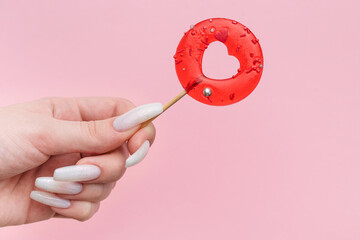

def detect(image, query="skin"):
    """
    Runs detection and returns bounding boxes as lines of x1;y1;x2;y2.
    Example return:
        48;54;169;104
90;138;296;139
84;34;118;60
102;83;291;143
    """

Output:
0;97;156;227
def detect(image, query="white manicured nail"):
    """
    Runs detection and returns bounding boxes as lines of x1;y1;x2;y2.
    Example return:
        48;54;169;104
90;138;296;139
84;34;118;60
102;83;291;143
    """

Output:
35;177;82;194
30;191;71;208
113;103;163;131
53;165;101;182
125;140;150;168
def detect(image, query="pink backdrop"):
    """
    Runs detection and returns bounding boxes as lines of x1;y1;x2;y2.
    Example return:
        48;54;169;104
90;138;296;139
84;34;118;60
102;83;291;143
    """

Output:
1;0;360;239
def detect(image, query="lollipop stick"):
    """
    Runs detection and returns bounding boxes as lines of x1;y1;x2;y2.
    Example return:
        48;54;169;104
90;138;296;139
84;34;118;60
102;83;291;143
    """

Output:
141;89;187;128
163;89;187;112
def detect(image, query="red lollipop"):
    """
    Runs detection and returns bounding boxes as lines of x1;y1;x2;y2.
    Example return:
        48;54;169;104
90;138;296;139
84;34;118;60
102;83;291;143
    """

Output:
142;18;263;126
174;18;263;106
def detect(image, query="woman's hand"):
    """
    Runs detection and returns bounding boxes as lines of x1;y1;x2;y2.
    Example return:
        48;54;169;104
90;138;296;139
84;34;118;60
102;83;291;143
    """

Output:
0;97;163;227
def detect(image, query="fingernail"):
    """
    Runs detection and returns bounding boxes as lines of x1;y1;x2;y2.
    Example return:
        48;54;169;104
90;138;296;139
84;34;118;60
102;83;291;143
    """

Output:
53;165;101;182
30;191;71;208
125;140;150;168
35;177;83;194
113;103;163;131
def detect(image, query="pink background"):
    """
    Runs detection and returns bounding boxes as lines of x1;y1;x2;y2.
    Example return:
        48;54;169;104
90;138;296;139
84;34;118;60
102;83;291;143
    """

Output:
1;0;360;239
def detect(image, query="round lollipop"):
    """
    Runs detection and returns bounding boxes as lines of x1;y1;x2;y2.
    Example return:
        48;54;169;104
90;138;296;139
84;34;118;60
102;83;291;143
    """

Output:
142;18;263;126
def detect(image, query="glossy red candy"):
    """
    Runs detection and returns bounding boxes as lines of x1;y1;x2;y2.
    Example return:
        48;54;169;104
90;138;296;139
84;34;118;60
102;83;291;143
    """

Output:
174;18;264;106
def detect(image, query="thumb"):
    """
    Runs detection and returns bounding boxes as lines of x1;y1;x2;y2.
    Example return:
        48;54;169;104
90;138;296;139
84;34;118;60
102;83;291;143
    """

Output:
42;103;163;155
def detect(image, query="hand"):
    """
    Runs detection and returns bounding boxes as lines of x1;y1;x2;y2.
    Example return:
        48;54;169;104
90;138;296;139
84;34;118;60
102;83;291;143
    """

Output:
0;97;163;227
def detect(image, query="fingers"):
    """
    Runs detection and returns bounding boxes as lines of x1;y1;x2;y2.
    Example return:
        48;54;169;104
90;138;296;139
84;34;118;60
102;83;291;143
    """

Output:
58;182;116;201
31;181;112;221
35;177;115;201
127;123;156;153
29;191;100;221
43;117;139;155
29;100;160;221
44;97;136;121
38;102;163;155
30;191;71;208
113;103;163;131
35;177;83;194
71;97;135;121
52;122;157;183
122;123;155;168
125;141;150;168
29;191;98;221
51;201;100;222
30;134;154;219
54;145;128;183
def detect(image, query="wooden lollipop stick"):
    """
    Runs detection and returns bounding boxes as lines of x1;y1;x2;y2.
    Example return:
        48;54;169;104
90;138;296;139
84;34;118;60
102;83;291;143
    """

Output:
163;89;187;112
141;89;187;128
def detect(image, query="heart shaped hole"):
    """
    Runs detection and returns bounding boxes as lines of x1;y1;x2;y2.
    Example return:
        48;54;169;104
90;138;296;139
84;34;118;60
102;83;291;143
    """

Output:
202;41;240;80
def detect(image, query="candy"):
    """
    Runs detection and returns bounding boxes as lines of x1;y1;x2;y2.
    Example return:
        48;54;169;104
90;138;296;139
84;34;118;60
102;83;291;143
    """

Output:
174;18;264;106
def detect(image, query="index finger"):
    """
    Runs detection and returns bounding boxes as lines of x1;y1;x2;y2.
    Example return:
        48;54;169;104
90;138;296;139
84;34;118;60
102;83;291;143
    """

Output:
44;97;136;121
